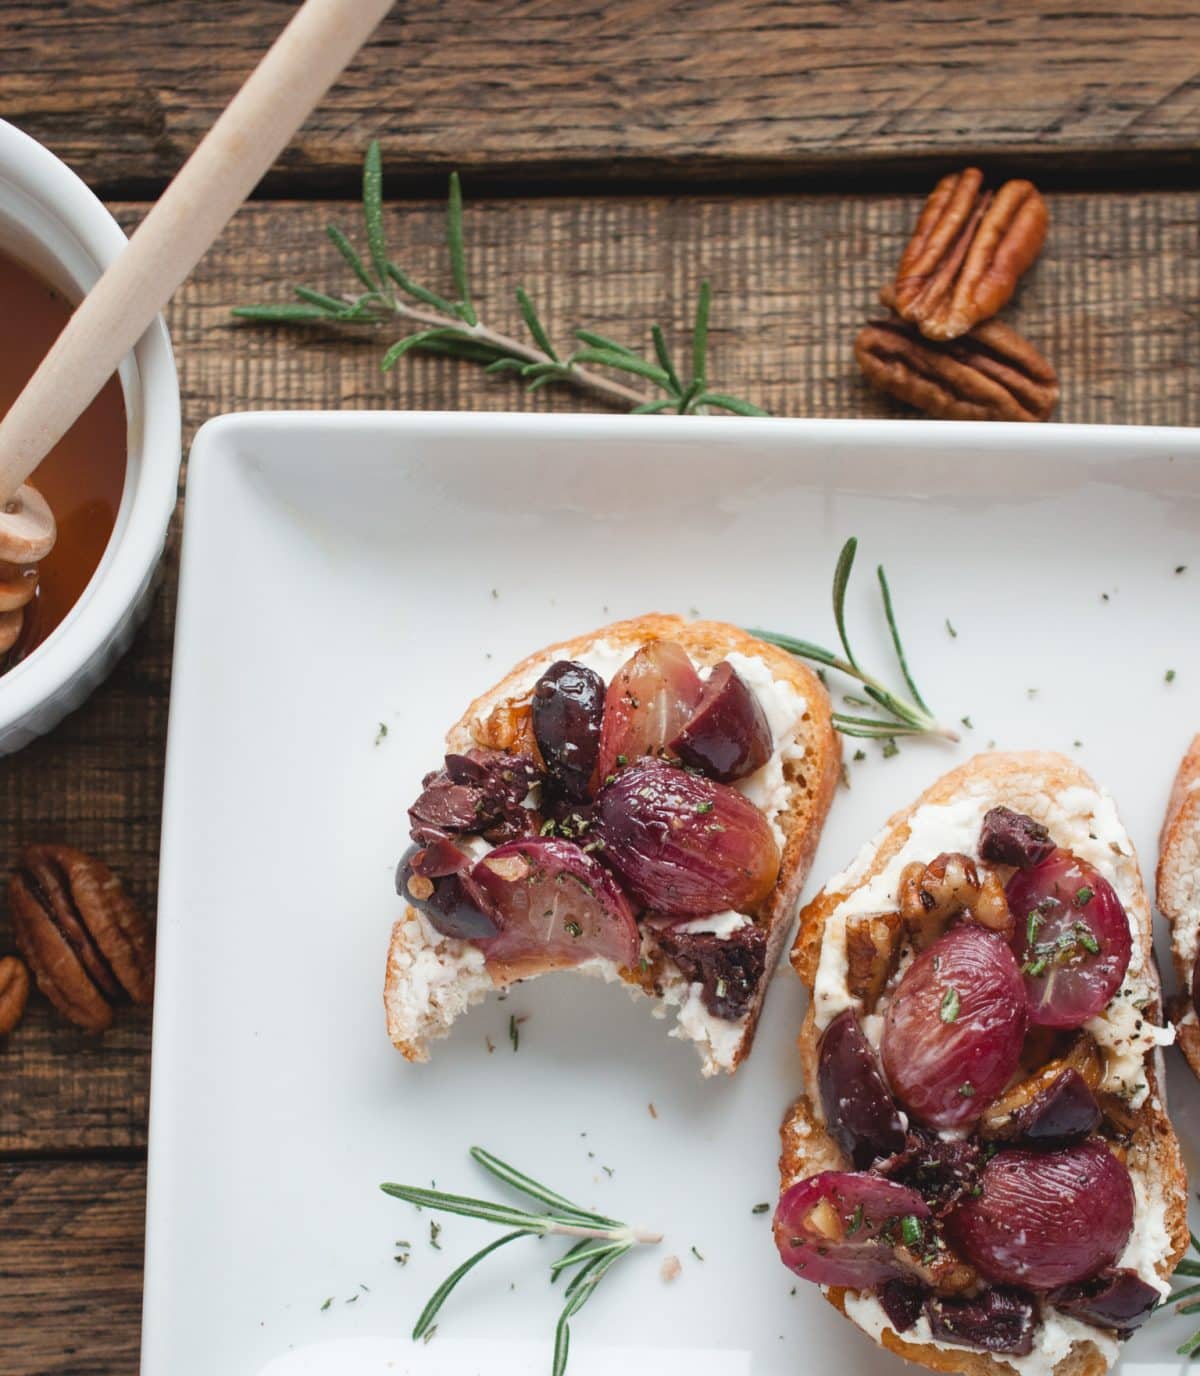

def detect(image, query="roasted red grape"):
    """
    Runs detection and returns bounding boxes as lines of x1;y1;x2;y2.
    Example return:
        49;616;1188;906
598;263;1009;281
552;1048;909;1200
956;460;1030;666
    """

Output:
984;1068;1101;1149
668;661;771;782
882;924;1027;1129
1007;850;1131;1027
1049;1268;1161;1336
596;758;780;917
818;1010;906;1169
531;660;605;801
594;642;701;784
948;1138;1134;1290
774;1171;931;1288
926;1287;1037;1355
470;837;639;973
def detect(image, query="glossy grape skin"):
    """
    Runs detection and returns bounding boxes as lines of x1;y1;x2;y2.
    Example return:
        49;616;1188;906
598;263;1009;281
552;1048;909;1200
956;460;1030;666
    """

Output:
470;836;639;975
881;923;1027;1130
668;662;771;783
774;1171;931;1289
948;1138;1134;1290
531;660;605;801
1048;1267;1161;1336
593;642;701;784
818;1010;906;1169
595;758;780;918
395;844;500;940
1007;850;1131;1028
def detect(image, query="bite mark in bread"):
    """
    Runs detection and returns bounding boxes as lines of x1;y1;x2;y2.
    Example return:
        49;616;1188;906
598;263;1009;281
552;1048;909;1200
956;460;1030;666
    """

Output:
781;752;1188;1376
384;614;840;1074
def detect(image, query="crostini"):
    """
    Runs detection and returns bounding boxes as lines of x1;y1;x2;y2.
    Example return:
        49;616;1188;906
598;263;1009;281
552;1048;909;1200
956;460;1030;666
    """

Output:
384;614;840;1075
1156;733;1200;1078
776;752;1186;1375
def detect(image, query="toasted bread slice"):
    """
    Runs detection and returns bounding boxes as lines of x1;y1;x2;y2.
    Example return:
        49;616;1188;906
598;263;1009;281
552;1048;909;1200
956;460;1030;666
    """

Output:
384;613;839;1075
782;751;1187;1376
1156;733;1200;1077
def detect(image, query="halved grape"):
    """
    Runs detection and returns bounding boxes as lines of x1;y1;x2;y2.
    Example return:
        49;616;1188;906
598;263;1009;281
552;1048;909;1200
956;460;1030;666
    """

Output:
948;1138;1134;1290
593;642;701;784
882;924;1027;1130
1049;1267;1161;1336
1007;850;1131;1027
774;1171;931;1288
470;836;639;975
818;1010;906;1169
531;660;605;801
668;662;771;783
596;758;780;918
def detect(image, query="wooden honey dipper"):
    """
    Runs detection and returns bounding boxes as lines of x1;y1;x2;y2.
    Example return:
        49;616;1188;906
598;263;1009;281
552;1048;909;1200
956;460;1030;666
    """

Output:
0;0;396;656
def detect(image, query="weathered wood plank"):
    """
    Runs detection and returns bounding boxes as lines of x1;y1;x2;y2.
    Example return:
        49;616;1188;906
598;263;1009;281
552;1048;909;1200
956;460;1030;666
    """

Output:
0;187;1197;1153
3;2;1200;192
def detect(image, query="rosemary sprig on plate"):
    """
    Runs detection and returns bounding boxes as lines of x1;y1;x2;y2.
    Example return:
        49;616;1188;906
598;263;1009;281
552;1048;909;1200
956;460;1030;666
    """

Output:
381;1146;661;1375
1167;1230;1200;1356
750;537;960;743
233;141;766;418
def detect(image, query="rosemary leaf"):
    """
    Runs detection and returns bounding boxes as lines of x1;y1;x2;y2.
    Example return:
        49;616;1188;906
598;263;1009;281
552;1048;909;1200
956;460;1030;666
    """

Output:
630;399;676;415
485;357;528;374
549;1236;595;1284
573;329;641;358
651;325;683;397
412;1229;530;1339
379;1182;551;1231
294;285;361;316
326;224;377;294
385;262;460;316
877;564;931;714
362;140;392;295
696;392;769;417
831;537;862;672
470;1146;618;1225
569;348;672;388
231;303;335;322
691;279;711;389
446;172;477;326
381;329;473;370
516;286;558;361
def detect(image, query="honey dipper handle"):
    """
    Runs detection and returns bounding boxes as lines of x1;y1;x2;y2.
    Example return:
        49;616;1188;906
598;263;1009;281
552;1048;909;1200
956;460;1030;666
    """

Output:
0;0;396;504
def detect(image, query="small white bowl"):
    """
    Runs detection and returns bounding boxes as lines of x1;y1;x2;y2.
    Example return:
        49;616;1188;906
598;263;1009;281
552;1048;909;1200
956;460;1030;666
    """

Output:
0;118;180;753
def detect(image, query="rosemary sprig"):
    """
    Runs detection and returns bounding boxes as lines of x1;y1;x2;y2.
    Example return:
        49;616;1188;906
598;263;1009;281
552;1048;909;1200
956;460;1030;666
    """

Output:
1167;1230;1200;1356
750;538;960;743
233;141;766;418
380;1146;660;1374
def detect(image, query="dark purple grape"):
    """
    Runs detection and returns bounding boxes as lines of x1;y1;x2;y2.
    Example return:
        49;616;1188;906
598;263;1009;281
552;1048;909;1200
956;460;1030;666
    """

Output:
470;836;638;974
987;1068;1101;1149
878;1279;926;1333
979;807;1056;869
655;923;767;1020
876;1130;982;1217
1049;1267;1161;1336
925;1287;1037;1355
774;1171;931;1288
948;1138;1134;1290
531;660;605;801
396;844;500;940
668;662;771;783
817;1010;905;1169
881;923;1027;1130
596;758;779;918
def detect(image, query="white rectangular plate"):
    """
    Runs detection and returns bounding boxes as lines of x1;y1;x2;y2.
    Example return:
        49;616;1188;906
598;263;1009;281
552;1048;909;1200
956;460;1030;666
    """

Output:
146;413;1200;1376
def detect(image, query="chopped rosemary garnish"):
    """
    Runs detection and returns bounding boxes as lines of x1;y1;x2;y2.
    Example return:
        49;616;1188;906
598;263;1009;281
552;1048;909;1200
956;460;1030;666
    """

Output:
939;987;961;1023
380;1147;661;1376
233;143;766;418
900;1215;924;1248
750;539;960;742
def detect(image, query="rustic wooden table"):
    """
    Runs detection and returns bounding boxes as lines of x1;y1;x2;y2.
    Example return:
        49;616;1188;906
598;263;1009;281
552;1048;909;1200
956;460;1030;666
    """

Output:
1;3;1197;1371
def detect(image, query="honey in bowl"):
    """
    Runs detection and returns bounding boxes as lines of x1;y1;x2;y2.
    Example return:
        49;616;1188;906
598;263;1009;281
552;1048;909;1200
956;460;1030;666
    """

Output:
0;249;126;667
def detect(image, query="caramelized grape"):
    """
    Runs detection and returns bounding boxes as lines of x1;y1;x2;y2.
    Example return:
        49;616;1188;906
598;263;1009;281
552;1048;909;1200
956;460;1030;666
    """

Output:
882;924;1027;1129
531;660;605;801
926;1287;1037;1355
774;1171;931;1288
1049;1267;1161;1336
668;662;771;782
470;836;639;974
593;642;701;784
948;1138;1134;1290
596;758;780;917
1007;850;1131;1027
981;1067;1101;1149
818;1010;906;1169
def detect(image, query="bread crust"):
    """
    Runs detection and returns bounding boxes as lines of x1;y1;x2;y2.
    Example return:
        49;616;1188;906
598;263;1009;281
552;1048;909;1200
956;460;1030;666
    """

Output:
385;613;840;1071
782;751;1188;1376
1156;733;1200;1077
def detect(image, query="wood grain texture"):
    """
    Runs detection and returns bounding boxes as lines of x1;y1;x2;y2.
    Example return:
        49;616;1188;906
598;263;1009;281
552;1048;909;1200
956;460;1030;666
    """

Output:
0;1159;145;1375
3;1;1200;192
0;187;1196;1155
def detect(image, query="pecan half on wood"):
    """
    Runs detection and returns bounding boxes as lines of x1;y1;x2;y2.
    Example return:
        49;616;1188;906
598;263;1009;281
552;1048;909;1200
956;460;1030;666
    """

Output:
888;168;1048;340
10;845;154;1032
855;314;1058;423
0;954;30;1035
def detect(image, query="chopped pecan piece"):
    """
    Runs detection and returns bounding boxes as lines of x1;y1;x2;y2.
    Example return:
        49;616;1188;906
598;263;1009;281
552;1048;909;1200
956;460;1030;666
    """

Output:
888;168;1048;340
856;314;1059;423
844;911;904;1011
657;923;767;1020
9;845;154;1032
0;954;30;1035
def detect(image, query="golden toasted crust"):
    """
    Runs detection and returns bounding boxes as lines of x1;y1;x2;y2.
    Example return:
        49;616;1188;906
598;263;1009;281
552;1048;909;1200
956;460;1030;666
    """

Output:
1156;734;1200;1078
385;613;840;1070
781;751;1188;1376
